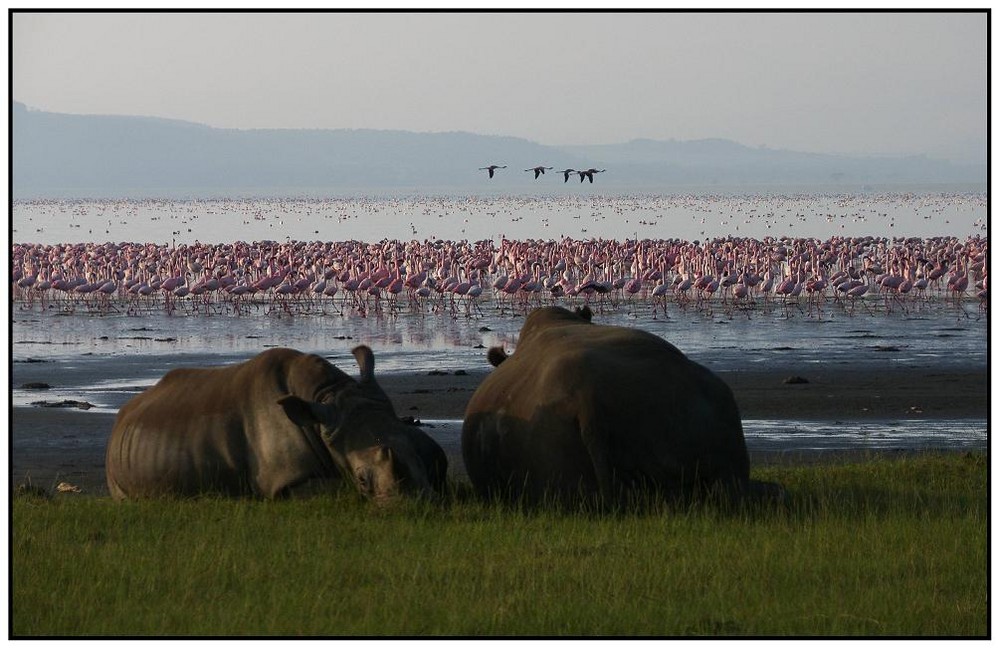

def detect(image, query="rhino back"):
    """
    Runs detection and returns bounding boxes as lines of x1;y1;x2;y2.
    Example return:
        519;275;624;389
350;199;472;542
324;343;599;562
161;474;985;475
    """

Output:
107;364;255;497
106;349;346;499
462;319;749;501
467;322;685;417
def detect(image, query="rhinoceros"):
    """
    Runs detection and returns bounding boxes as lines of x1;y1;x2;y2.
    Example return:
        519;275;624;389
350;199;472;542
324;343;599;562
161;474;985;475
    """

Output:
106;346;447;500
462;306;764;506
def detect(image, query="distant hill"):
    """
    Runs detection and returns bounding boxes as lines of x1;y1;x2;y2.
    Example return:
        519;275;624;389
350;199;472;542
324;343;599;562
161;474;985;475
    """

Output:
12;102;985;198
559;138;985;187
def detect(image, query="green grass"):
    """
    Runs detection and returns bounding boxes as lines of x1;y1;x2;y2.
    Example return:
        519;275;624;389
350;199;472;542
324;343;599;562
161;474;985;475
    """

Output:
12;452;987;637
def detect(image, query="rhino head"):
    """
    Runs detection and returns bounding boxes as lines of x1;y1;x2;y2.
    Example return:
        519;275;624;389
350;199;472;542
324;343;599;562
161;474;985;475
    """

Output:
278;345;444;501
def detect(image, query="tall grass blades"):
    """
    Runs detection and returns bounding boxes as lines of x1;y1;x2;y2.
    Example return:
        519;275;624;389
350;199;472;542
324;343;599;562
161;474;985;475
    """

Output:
12;452;987;637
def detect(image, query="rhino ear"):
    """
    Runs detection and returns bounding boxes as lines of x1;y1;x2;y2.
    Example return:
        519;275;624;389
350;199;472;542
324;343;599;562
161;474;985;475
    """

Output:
352;345;376;383
375;445;392;463
487;347;508;367
278;395;329;427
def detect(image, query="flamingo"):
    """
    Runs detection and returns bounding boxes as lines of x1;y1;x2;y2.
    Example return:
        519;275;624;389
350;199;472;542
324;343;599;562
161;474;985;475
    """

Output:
846;282;869;311
577;168;606;183
479;165;506;179
525;166;553;179
556;169;576;183
386;274;404;312
10;230;988;319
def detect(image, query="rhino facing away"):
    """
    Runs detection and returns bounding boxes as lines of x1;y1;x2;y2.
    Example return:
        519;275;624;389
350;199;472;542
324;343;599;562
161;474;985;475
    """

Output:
462;306;764;507
106;346;447;500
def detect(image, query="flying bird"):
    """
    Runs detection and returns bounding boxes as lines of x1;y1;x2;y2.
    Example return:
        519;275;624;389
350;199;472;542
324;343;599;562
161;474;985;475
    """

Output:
479;165;507;178
525;166;554;179
556;169;576;183
578;168;606;183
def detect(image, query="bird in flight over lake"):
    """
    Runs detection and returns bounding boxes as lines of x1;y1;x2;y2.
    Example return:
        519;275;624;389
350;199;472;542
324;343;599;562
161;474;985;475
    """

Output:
479;165;507;178
578;168;606;183
525;166;554;179
556;169;576;183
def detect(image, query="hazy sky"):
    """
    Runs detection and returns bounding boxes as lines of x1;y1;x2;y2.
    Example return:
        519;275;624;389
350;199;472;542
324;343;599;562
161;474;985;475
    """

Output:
12;11;988;163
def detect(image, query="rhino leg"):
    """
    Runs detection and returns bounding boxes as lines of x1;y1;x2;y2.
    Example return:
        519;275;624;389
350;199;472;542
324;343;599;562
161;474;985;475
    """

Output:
576;409;616;505
745;479;787;506
106;472;128;501
276;477;344;499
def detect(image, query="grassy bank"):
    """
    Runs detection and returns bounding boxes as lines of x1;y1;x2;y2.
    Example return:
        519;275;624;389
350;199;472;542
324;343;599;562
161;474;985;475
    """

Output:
12;452;987;637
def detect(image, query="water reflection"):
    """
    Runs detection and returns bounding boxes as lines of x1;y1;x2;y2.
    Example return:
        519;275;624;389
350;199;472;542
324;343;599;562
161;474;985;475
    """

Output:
12;298;986;373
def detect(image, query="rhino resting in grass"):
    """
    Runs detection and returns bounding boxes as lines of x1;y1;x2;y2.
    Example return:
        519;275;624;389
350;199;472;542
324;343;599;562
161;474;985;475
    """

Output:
106;346;447;501
462;306;777;507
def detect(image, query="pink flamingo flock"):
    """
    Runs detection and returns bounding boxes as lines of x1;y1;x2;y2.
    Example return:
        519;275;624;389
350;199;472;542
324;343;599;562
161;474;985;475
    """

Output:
11;234;987;318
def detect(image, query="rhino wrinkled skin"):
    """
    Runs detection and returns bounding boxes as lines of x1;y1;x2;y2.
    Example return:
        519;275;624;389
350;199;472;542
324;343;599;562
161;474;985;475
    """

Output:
462;306;762;506
106;346;447;500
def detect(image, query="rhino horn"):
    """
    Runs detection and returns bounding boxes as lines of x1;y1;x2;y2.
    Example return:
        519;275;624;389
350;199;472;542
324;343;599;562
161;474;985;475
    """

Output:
352;345;376;383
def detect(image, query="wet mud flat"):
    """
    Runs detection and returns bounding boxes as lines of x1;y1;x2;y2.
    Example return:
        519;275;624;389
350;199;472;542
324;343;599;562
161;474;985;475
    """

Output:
11;356;987;498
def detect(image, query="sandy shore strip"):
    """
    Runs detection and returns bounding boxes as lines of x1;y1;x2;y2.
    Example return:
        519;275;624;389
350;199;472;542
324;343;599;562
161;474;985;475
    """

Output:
12;364;988;497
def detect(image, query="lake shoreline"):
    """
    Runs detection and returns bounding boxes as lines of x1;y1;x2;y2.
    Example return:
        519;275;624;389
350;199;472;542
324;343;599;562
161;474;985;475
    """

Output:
12;360;987;497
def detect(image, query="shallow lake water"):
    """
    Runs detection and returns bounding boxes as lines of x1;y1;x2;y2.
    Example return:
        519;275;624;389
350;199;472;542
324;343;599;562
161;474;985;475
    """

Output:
12;190;988;246
11;293;987;374
11;298;988;455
